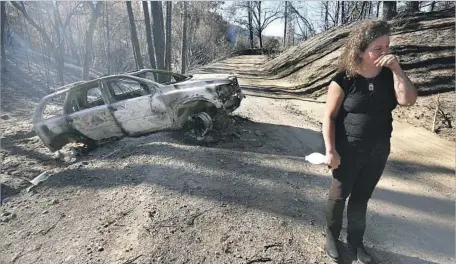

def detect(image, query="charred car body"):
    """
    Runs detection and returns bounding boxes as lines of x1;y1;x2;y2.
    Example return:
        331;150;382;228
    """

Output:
33;69;243;151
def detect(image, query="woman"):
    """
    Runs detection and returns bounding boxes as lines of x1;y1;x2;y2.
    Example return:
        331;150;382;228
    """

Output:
322;20;417;263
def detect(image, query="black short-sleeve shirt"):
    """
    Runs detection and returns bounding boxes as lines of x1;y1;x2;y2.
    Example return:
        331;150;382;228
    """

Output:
331;67;398;142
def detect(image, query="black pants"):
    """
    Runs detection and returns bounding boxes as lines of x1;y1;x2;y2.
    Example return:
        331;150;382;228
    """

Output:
325;139;390;246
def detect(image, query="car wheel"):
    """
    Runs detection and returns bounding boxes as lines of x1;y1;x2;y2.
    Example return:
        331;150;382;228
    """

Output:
185;112;213;138
183;112;217;145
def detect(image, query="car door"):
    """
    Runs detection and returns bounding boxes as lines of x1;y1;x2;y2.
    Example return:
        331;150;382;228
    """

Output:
67;80;124;140
103;77;172;135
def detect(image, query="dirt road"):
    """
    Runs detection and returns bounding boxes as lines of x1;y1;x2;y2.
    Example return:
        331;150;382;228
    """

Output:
1;56;454;264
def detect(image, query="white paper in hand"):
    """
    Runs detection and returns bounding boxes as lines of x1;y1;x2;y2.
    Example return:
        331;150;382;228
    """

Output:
305;152;327;165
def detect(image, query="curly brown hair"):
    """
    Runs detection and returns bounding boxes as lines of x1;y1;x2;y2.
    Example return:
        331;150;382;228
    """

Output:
337;20;391;77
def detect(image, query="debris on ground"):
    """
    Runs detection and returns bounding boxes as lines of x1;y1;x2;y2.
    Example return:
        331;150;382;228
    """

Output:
26;171;53;192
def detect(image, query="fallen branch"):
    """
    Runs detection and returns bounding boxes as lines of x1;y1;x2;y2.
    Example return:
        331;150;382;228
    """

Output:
186;207;213;226
263;242;283;251
11;248;24;263
246;257;272;264
122;254;143;264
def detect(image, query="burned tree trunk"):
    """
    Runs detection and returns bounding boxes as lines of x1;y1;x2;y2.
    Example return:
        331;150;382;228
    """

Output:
151;1;165;71
324;1;329;30
126;1;143;70
368;1;372;18
430;1;436;12
359;1;367;20
376;1;380;17
1;1;6;71
283;1;287;47
257;1;263;49
248;1;254;49
405;2;420;13
142;1;156;72
180;1;188;74
82;2;102;80
165;1;172;72
105;3;110;74
335;1;340;26
53;3;65;84
382;1;397;20
341;1;346;24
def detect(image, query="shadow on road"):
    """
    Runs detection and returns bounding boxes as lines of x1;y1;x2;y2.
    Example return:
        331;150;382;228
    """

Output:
37;119;455;263
336;242;442;264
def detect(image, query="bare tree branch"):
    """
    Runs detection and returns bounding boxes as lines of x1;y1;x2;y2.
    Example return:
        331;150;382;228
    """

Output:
11;1;54;48
322;1;336;25
287;3;315;35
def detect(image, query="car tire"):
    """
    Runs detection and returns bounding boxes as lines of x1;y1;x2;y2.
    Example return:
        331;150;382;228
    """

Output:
183;112;216;145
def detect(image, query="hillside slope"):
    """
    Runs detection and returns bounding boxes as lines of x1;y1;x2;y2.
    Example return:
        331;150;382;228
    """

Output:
262;10;454;97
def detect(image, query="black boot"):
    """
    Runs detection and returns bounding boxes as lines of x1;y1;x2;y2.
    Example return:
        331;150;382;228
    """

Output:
347;199;371;263
325;198;345;261
325;228;339;260
348;242;372;263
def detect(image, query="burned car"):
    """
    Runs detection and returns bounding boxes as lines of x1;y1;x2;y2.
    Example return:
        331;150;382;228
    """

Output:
33;70;243;152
